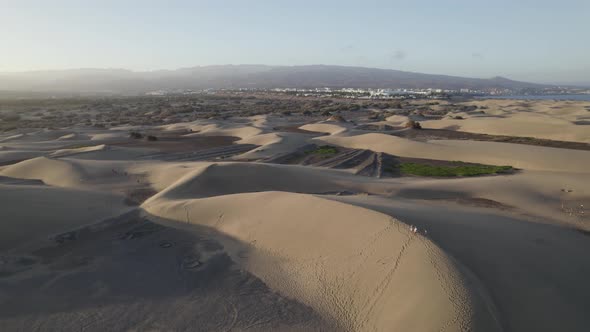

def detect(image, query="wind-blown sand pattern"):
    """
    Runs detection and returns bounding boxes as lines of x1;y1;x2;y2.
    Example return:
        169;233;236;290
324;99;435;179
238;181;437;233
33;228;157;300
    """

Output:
1;98;589;331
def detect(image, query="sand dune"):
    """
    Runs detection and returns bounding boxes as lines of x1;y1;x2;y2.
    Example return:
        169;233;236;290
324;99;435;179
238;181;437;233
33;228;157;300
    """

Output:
1;157;86;187
420;99;590;143
234;133;314;160
1;98;589;331
423;113;590;143
0;134;25;143
50;144;110;157
176;118;317;160
50;144;156;160
144;188;501;331
89;132;128;140
56;133;90;141
317;133;590;173
385;114;411;126
301;122;349;135
0;150;46;165
1;157;148;189
328;194;590;332
184;121;264;139
0;183;128;251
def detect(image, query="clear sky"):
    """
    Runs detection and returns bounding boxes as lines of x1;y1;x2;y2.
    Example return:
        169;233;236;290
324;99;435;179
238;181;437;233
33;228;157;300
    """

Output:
1;0;589;84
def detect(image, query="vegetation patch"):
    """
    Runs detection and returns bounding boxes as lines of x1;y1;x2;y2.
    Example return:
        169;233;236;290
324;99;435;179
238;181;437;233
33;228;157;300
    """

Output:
390;162;513;177
306;145;339;155
129;131;144;139
391;128;590;151
404;120;422;129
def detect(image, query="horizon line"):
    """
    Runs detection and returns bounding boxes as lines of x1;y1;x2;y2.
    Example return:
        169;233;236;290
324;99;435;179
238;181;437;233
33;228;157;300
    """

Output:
1;64;588;87
0;63;515;80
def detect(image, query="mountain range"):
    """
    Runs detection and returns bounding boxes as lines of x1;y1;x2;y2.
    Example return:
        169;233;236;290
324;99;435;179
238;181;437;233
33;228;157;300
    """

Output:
0;65;549;95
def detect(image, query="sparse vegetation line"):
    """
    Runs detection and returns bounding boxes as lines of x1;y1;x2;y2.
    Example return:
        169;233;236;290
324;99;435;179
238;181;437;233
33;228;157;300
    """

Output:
392;162;513;177
305;146;339;155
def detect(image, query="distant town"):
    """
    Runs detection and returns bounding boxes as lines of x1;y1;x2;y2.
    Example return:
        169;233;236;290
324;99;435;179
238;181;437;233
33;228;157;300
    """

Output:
146;86;590;99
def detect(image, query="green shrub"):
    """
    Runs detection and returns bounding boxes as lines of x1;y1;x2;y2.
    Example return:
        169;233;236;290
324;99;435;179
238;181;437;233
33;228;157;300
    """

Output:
398;162;512;177
306;146;339;155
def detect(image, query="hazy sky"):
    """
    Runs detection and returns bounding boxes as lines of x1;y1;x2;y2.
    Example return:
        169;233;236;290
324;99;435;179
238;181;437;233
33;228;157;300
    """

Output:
2;0;589;84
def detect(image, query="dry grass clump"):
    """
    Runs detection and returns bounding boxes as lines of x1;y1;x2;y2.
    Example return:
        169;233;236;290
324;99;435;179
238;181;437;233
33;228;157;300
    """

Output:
404;120;422;129
129;132;144;139
327;115;346;122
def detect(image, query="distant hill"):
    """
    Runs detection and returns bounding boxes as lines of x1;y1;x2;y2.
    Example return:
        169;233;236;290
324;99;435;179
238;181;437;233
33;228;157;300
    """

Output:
0;65;549;95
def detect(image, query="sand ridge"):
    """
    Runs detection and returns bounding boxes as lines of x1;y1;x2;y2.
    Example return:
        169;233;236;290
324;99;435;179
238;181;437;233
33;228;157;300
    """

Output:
316;132;590;173
420;99;590;143
1;98;590;331
143;189;502;331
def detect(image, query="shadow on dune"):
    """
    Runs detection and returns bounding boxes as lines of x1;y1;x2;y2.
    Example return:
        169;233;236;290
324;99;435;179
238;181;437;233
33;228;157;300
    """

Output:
0;209;332;331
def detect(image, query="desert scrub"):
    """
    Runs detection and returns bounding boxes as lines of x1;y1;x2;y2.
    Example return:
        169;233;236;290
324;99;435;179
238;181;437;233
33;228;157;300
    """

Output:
404;120;422;129
397;162;512;177
129;131;144;139
306;146;339;155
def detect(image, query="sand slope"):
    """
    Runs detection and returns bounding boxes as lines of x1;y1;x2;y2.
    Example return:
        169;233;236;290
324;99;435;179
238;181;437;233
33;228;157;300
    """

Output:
141;162;502;331
329;194;590;332
317;133;590;173
420;99;590;143
0;183;127;251
1;98;589;331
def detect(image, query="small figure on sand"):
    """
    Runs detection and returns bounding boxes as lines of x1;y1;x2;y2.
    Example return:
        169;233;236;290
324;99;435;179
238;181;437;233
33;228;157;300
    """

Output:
410;225;427;236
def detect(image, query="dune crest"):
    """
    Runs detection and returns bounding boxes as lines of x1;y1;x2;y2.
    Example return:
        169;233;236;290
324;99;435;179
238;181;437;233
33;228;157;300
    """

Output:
142;163;502;331
317;132;590;173
2;96;589;331
1;157;86;187
301;123;349;135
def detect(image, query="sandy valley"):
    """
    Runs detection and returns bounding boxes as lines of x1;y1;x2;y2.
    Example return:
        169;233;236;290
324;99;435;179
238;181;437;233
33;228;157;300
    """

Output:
0;95;589;331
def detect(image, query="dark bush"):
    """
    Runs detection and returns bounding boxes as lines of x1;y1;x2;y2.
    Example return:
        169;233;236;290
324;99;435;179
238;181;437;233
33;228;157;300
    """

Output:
328;115;346;122
404;120;422;129
349;104;361;111
130;132;143;139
